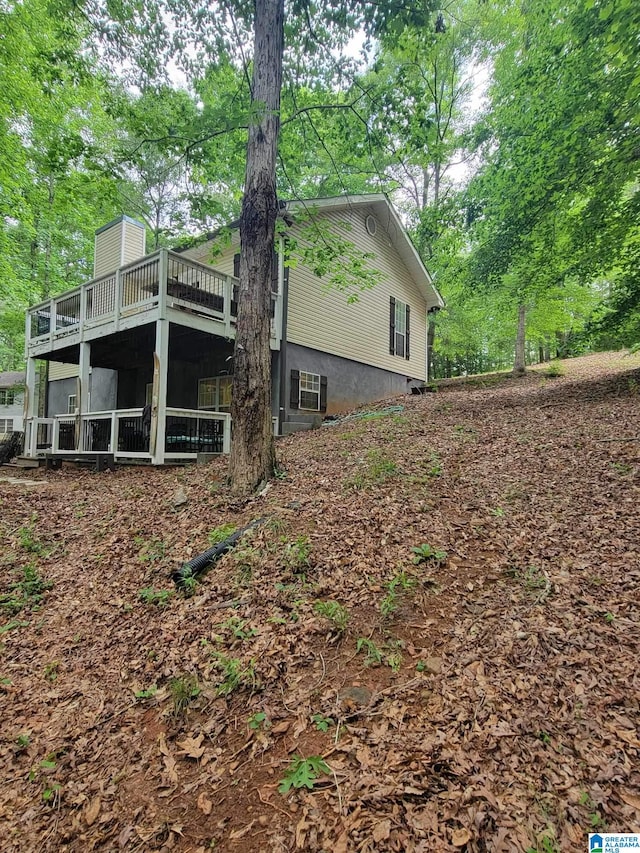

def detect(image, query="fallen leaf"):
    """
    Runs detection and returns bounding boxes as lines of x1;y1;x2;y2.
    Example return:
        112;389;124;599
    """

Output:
176;733;205;759
84;796;101;827
197;792;212;815
620;789;640;810
452;827;472;846
373;819;391;842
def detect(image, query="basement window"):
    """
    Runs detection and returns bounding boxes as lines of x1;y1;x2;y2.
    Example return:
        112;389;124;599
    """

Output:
67;394;77;414
0;418;13;433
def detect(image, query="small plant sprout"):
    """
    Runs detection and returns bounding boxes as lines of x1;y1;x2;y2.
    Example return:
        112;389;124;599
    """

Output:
169;673;201;715
283;535;312;571
314;600;349;633
134;536;166;563
221;616;258;641
139;587;174;608
207;523;237;546
380;571;417;619
210;653;257;696
178;565;199;597
411;543;447;564
134;685;158;700
311;713;334;732
248;711;270;731
356;637;383;666
278;754;331;794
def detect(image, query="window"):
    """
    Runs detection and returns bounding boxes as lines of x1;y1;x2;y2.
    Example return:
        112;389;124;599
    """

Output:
300;371;320;410
0;389;15;405
67;394;77;414
389;297;410;360
290;370;327;412
0;418;13;433
145;383;153;406
198;376;232;411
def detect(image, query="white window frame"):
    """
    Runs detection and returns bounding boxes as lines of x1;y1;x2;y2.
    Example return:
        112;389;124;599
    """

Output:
299;371;321;411
198;376;232;412
0;418;13;433
0;389;15;405
394;299;407;358
67;394;77;414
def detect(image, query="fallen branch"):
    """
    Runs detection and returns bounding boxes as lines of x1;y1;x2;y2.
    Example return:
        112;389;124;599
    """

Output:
595;437;640;443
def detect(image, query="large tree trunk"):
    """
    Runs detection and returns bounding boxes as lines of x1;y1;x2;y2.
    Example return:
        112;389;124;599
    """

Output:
513;303;526;376
228;0;284;495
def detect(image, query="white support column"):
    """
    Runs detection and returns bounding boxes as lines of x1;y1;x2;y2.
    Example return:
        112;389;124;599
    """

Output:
24;356;37;457
151;319;169;465
78;342;91;416
222;413;231;455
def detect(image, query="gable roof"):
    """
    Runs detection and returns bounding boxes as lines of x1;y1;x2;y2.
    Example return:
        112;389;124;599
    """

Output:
0;371;25;388
283;194;444;309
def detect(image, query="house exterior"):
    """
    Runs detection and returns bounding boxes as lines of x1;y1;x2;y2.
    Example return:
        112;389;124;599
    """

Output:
23;195;443;464
0;371;25;433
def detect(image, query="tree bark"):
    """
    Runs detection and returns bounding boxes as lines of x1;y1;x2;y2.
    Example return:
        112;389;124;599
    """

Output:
228;0;284;495
513;303;526;376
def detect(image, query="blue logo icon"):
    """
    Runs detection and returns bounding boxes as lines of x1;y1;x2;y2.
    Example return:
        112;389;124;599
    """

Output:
590;835;603;853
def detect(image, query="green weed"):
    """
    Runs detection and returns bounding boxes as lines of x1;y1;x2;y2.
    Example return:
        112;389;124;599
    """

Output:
134;536;166;563
283;535;312;571
526;835;559;853
380;571;417;619
278;755;331;794
44;661;59;682
345;449;398;490
210;653;257;696
134;685;158;700
139;587;174;608
0;564;52;616
178;566;199;597
356;637;383;666
248;711;270;731
169;673;201;714
18;518;45;555
208;523;237;546
543;362;564;378
311;713;334;732
221;616;257;641
411;543;447;564
314;600;349;633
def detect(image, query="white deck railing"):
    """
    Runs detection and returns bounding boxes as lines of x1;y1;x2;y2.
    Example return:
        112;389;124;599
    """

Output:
24;408;232;460
26;250;242;347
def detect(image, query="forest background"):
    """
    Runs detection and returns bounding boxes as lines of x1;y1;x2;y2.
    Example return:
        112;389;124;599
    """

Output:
1;0;638;378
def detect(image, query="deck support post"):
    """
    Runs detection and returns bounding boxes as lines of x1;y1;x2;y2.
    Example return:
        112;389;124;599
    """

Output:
78;342;91;451
151;318;169;465
24;355;38;457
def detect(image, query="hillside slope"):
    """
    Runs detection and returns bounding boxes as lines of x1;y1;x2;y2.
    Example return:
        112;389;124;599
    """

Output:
1;352;639;852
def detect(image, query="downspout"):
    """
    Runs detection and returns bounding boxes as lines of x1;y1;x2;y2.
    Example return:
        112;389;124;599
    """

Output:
278;237;289;437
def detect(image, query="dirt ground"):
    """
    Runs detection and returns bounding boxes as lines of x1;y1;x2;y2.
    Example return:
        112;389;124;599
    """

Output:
1;351;639;852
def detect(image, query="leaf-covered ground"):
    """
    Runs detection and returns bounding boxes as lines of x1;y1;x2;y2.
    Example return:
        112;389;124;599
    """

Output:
1;351;639;853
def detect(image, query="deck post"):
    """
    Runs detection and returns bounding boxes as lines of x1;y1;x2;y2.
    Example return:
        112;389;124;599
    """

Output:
24;355;38;457
152;318;169;464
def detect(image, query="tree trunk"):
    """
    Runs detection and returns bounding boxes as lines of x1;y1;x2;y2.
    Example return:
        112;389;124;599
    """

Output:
228;0;284;495
513;303;526;376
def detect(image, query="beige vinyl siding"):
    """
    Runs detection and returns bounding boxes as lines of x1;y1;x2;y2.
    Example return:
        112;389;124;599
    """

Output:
94;221;124;278
287;208;427;380
49;362;79;381
180;233;239;276
94;220;146;277
122;221;146;265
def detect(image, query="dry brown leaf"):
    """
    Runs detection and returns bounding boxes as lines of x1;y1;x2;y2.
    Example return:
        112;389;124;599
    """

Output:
163;753;178;784
176;733;205;759
620;789;640;810
372;819;391;842
84;796;101;827
197;792;212;815
452;827;472;847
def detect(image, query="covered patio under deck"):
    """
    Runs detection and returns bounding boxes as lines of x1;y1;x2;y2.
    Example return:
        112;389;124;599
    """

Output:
25;324;235;464
23;246;283;465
